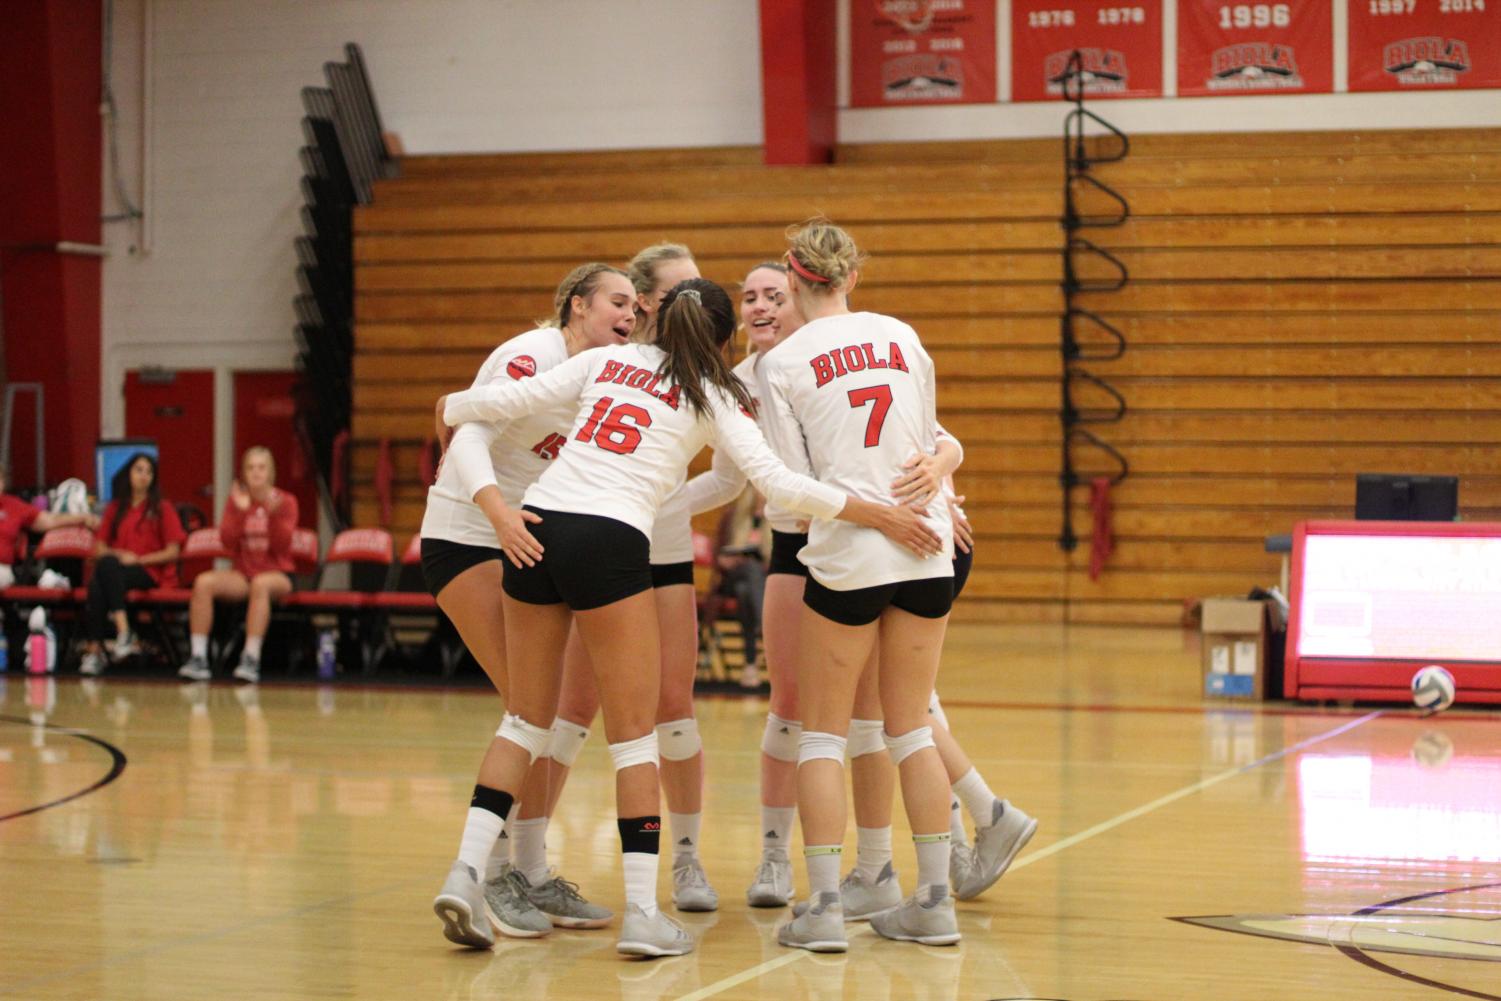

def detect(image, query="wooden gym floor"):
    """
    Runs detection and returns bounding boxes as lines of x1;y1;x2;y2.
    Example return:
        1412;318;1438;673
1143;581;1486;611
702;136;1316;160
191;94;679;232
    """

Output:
1;623;1497;1000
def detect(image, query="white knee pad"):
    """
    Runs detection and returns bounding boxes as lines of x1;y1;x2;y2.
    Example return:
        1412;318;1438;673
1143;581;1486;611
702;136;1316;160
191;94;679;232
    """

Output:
883;725;936;766
547;718;590;768
848;718;886;758
798;731;847;765
761;713;802;762
656;718;702;762
497;712;553;763
927;691;950;730
608;732;660;771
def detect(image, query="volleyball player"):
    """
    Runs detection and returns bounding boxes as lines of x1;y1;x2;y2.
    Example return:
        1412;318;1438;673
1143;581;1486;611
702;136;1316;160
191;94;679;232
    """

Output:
498;243;719;923
758;220;960;950
437;277;940;958
681;262;807;908
425;264;633;948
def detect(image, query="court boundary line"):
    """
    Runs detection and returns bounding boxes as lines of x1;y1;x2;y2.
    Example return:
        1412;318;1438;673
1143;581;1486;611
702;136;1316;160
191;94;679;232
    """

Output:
671;709;1383;1001
0;714;128;823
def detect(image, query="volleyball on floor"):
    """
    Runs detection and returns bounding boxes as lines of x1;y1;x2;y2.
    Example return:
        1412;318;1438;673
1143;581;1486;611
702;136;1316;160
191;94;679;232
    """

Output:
1410;666;1456;713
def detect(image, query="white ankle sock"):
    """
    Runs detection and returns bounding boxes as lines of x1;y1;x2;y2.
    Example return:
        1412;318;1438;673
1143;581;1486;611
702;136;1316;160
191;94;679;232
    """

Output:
511;817;549;885
855;826;892;881
458;806;505;874
806;845;843;896
190;634;208;660
669;811;701;862
949;797;969;845
761;805;795;856
485;804;516;880
914;832;951;891
243;636;263;661
622;853;660;916
953;768;1000;828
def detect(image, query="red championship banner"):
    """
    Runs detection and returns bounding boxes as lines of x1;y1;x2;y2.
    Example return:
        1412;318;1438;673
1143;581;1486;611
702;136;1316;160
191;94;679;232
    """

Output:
1010;0;1164;101
849;0;998;106
1177;0;1333;96
1349;0;1501;91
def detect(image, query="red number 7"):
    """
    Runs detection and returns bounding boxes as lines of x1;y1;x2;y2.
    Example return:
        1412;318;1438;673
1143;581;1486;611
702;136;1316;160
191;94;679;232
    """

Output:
847;385;892;448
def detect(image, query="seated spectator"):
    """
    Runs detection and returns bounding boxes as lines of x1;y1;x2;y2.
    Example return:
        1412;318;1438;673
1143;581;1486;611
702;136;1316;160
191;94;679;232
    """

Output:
0;461;99;588
79;453;186;676
177;446;299;685
713;486;770;684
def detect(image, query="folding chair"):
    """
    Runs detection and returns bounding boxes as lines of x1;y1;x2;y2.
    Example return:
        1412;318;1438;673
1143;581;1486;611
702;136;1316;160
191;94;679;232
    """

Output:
281;528;394;674
126;527;230;666
0;527;95;668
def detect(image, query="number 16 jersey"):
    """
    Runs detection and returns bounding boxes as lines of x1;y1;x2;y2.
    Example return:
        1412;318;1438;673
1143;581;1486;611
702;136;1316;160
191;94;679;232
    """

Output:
757;311;954;591
443;341;847;542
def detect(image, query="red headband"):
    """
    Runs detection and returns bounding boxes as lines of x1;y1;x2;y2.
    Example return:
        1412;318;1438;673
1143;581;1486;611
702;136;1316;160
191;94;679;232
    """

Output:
786;253;831;284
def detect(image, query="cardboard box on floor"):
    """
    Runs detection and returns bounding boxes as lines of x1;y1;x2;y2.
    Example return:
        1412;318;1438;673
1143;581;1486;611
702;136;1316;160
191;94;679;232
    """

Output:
1201;597;1268;699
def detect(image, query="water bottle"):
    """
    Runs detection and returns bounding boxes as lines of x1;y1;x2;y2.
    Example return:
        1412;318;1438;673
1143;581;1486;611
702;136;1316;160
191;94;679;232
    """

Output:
26;607;55;676
0;629;9;674
316;628;337;680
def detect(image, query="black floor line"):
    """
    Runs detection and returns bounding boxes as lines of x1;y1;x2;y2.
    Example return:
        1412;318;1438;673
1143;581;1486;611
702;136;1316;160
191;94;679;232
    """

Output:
0;714;128;823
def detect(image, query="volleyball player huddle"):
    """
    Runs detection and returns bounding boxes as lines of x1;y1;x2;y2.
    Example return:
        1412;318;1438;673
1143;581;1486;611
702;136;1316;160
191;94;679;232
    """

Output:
422;222;1037;959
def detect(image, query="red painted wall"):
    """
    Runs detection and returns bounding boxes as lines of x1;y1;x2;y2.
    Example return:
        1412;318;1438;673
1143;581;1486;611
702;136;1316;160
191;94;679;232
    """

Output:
0;0;103;488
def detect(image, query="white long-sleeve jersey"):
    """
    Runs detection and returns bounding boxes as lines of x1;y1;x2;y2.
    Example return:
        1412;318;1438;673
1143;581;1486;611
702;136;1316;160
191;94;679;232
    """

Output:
420;327;574;548
684;349;966;532
678;353;793;530
443;342;847;542
757;311;953;590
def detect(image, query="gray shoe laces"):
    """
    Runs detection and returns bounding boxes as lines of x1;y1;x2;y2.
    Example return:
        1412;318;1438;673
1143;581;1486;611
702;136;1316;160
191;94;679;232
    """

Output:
675;861;709;888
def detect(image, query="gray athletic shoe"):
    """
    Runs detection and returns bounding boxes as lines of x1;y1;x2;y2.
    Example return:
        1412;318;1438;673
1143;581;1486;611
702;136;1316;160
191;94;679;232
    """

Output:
79;651;104;677
433;860;496;949
869;885;961;946
746;852;794;908
482;868;552;938
616;904;695;957
957;800;1038;901
796;860;904;921
777;891;847;952
177;656;211;682
672;856;719;912
949;841;976;894
231;656;260;684
517;869;612;929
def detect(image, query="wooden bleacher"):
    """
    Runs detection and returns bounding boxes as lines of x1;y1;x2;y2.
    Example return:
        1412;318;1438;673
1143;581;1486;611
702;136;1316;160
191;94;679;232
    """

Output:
351;128;1501;625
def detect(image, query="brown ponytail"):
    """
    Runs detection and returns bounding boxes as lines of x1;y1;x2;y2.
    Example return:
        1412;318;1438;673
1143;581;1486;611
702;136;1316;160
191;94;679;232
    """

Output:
655;278;755;418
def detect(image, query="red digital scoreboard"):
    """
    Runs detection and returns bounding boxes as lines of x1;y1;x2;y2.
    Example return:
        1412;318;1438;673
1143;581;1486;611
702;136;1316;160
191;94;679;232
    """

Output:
1286;520;1501;704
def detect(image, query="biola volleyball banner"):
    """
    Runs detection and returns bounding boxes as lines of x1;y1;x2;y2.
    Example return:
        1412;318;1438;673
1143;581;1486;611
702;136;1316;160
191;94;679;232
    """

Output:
1348;0;1501;91
1177;0;1334;95
849;0;998;106
1010;0;1165;99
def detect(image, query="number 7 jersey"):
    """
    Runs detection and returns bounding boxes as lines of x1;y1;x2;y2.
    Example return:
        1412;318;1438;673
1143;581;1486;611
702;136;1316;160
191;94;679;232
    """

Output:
757;311;954;590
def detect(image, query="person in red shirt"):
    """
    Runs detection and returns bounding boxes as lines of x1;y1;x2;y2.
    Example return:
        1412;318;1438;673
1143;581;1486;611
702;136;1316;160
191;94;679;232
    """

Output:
79;453;186;676
177;446;299;684
0;461;100;587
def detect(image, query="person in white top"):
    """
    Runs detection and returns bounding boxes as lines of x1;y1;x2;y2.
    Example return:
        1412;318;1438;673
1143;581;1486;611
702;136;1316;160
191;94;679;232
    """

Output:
757;220;962;951
439;277;940;958
680;262;812;909
426;263;634;949
541;242;725;913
